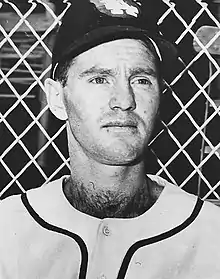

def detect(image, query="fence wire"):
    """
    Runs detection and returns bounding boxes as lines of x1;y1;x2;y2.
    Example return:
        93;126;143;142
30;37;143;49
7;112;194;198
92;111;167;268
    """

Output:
0;0;219;202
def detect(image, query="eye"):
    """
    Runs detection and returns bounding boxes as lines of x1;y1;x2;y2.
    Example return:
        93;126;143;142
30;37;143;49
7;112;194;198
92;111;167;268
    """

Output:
90;77;108;84
131;77;151;86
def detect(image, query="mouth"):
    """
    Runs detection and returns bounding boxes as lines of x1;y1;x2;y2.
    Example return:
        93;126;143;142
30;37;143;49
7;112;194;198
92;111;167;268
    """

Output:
102;121;138;131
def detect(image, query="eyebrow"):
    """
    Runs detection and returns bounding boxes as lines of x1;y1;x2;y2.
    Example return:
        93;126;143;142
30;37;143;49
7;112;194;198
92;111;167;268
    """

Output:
78;66;115;79
129;67;157;78
78;65;158;79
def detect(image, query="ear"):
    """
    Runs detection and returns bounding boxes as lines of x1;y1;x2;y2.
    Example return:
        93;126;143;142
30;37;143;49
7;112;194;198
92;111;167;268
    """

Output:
44;78;68;121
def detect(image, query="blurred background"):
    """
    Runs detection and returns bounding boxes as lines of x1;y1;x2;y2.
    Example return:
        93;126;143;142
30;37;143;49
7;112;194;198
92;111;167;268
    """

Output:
0;0;219;204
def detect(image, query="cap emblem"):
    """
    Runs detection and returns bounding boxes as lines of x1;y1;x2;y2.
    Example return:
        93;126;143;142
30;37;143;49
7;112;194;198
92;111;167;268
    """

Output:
91;0;141;18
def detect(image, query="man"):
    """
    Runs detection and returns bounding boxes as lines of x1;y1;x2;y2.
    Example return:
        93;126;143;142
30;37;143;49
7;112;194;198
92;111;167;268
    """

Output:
1;0;220;278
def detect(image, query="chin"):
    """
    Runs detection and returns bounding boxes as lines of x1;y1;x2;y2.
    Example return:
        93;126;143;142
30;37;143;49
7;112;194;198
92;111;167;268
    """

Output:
95;145;144;166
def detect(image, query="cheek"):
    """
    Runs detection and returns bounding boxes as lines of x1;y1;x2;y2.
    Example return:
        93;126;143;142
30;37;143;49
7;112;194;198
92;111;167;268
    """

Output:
138;93;160;119
64;92;105;127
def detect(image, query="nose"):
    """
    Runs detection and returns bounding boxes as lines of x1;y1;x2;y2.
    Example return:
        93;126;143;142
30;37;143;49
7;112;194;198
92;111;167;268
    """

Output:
109;82;136;111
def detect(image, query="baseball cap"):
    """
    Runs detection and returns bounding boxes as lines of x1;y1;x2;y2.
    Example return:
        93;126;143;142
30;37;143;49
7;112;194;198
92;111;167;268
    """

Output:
51;0;178;80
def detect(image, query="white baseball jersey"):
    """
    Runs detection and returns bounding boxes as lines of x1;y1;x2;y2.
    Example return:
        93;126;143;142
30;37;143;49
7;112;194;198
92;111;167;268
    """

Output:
0;175;220;279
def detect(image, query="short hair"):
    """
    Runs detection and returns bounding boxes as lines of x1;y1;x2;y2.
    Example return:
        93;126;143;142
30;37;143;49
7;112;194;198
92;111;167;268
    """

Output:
54;58;76;87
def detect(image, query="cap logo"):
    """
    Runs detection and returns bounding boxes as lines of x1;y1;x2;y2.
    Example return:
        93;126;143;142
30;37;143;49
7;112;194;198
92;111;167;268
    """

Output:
91;0;141;18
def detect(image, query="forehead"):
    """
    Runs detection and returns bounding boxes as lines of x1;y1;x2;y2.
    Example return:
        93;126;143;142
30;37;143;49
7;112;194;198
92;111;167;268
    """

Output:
71;39;158;72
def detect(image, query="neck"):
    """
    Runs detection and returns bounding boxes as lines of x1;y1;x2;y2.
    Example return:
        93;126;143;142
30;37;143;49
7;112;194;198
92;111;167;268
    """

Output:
63;159;163;219
64;128;163;219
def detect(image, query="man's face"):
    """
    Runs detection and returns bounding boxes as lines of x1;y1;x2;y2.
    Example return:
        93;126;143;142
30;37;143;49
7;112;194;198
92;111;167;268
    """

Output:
62;39;161;165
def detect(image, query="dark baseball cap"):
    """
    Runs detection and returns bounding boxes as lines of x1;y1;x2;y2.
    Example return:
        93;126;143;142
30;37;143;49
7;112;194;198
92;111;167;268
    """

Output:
51;0;178;79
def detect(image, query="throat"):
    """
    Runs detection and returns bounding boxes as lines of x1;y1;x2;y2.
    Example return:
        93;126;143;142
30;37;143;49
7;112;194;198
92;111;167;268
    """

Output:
63;177;163;219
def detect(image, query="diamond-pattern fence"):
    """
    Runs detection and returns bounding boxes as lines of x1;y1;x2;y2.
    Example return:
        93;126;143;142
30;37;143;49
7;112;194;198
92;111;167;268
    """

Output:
0;0;219;203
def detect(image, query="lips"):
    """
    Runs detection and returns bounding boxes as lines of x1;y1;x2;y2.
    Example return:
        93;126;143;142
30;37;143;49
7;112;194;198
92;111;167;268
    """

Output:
102;120;137;128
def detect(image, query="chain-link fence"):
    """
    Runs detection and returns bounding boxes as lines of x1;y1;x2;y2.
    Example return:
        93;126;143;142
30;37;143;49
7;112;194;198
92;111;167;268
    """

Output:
0;0;219;203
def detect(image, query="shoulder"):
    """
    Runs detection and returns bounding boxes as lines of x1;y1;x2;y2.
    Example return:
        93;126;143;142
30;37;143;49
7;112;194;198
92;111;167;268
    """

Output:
0;176;67;230
148;174;199;208
196;197;220;227
0;176;68;247
0;193;30;257
0;193;24;222
148;174;220;230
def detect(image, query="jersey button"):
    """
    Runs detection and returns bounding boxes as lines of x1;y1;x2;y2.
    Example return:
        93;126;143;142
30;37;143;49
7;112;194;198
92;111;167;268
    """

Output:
99;274;107;279
102;225;111;236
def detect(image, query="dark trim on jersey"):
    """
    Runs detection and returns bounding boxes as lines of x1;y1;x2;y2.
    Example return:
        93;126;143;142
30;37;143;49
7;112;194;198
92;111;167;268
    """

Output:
21;193;88;279
116;197;204;279
21;193;204;279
